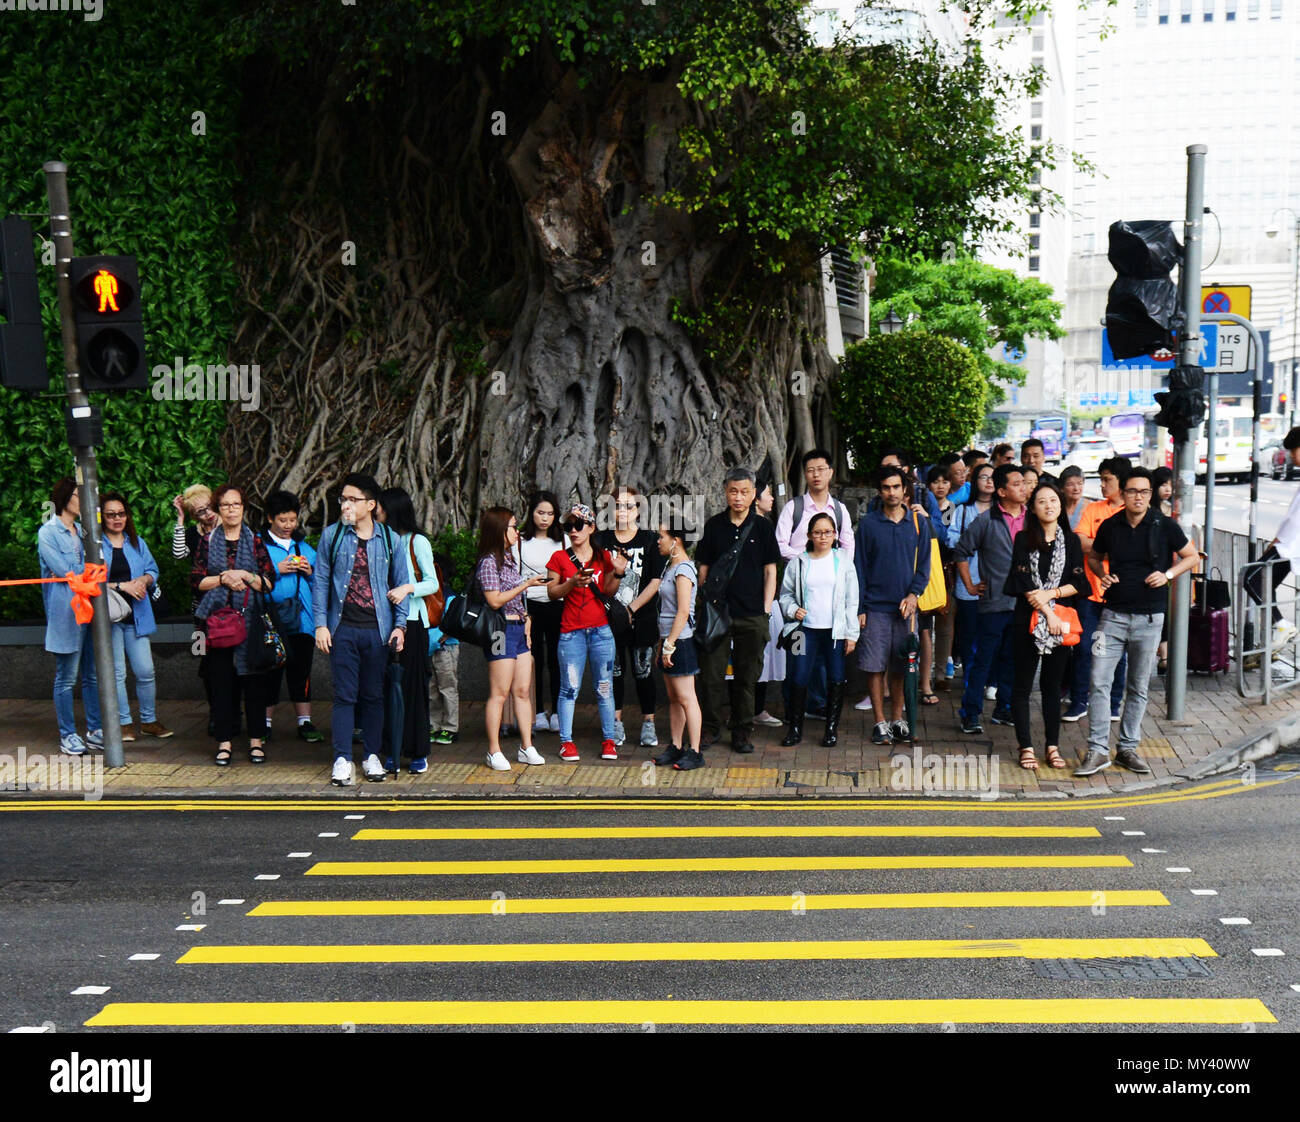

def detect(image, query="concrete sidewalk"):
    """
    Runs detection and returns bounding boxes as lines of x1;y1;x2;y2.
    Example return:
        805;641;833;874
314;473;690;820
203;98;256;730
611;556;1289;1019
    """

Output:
3;662;1296;799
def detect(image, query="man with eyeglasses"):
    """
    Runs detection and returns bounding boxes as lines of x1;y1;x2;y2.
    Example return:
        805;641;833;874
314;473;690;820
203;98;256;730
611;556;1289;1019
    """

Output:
1074;466;1198;777
313;473;409;786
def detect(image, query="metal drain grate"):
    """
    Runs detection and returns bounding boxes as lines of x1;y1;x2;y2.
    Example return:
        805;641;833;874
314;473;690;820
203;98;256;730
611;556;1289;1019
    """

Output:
1029;956;1213;981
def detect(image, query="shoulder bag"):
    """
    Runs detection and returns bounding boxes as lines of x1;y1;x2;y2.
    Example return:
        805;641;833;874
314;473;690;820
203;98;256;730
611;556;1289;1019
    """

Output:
697;516;759;651
570;548;632;639
206;589;248;650
912;512;948;614
410;536;447;627
247;590;288;672
439;560;506;649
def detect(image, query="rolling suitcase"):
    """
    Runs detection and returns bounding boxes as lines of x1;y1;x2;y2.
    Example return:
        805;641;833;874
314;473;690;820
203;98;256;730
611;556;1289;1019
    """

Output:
1187;606;1229;674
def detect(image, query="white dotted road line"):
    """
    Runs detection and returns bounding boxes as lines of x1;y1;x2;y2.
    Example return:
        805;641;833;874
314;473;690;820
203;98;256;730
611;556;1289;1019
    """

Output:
318;832;339;838
1121;831;1146;836
1190;889;1219;896
128;953;160;961
175;924;205;931
254;874;280;881
287;852;312;858
1141;848;1167;854
1252;948;1285;957
1166;867;1191;873
217;899;244;905
1220;917;1253;926
344;814;365;820
9;1025;53;1033
70;986;110;995
1103;816;1125;821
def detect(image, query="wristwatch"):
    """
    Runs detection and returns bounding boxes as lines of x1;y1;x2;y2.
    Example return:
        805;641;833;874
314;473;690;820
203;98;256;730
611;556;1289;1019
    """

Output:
1165;569;1175;582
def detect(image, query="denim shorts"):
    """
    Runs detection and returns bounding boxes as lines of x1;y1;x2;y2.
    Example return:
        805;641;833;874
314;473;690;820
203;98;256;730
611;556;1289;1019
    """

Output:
660;635;700;677
485;619;529;662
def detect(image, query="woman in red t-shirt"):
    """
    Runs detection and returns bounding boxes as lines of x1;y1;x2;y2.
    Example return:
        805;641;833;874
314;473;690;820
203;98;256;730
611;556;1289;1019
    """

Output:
547;503;627;762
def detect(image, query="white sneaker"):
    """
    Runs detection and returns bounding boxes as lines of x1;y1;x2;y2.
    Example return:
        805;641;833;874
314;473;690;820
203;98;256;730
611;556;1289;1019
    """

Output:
640;719;658;747
533;713;549;734
517;746;545;766
612;719;626;746
361;754;386;782
84;727;104;748
549;712;560;733
59;733;86;756
486;751;512;771
754;711;783;726
331;758;354;786
1273;620;1299;647
985;686;998;701
854;696;873;711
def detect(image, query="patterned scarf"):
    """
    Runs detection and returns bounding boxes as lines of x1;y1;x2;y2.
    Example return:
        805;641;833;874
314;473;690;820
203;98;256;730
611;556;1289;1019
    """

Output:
1030;530;1067;655
196;525;259;674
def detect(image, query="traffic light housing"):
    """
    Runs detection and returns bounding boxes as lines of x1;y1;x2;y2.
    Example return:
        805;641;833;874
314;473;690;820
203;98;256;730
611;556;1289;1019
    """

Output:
70;255;147;390
0;216;48;392
1153;364;1206;441
1105;220;1183;361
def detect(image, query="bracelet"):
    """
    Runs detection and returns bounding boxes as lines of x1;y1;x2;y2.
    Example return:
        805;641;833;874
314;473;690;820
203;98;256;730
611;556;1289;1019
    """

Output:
662;642;677;654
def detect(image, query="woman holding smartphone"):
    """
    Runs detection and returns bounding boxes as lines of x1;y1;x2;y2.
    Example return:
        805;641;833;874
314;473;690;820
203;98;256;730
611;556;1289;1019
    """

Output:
475;507;549;771
547;503;628;762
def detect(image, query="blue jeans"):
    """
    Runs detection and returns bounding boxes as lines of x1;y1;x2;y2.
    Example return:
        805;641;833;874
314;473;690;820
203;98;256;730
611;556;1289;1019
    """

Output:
330;624;386;761
788;627;846;688
960;610;1014;720
111;622;156;725
53;626;101;737
557;625;617;744
1087;610;1163;756
1071;597;1126;714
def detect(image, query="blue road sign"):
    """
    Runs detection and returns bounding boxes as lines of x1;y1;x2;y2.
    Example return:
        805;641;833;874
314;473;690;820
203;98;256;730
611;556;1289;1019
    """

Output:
1101;328;1215;370
1203;291;1230;315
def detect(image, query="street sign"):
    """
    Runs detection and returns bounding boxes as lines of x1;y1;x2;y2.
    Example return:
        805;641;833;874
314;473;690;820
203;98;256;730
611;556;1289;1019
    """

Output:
1207;322;1251;374
1201;284;1252;323
1102;327;1215;370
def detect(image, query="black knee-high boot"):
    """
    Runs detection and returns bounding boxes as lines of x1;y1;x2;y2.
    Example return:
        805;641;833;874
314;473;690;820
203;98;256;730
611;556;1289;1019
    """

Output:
822;682;845;747
781;686;807;747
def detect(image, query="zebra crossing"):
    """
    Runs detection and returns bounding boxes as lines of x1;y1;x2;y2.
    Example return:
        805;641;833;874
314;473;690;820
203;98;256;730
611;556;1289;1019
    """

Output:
85;795;1278;1030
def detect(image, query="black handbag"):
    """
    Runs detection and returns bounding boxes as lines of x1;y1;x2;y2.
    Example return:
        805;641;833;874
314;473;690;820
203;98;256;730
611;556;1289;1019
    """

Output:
569;548;632;640
696;515;758;651
439;567;506;649
1192;567;1231;613
247;591;288;673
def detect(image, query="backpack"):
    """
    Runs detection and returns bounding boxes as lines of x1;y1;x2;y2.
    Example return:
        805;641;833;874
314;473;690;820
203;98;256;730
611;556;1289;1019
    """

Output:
792;494;846;545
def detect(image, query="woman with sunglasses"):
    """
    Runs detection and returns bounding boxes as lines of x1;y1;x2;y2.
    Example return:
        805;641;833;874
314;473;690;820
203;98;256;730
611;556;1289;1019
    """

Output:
546;504;628;761
190;484;277;766
101;492;171;741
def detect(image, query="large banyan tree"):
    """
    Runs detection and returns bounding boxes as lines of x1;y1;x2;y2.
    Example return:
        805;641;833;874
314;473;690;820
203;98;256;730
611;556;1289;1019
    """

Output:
222;0;1041;529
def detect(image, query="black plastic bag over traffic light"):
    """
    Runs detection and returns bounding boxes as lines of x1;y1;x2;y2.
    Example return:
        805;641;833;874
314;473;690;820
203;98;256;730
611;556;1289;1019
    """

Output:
1105;220;1183;361
1153;364;1207;441
0;216;48;392
70;255;147;390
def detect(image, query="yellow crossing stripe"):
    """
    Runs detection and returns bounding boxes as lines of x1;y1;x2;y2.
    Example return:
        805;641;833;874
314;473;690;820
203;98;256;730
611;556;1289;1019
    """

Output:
2;776;1291;812
177;937;1216;965
351;825;1102;840
249;889;1169;916
85;998;1275;1027
304;854;1132;876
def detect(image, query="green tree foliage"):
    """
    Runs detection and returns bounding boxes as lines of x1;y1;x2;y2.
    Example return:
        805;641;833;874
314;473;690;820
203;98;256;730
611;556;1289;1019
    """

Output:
0;7;238;563
834;334;987;469
871;252;1065;408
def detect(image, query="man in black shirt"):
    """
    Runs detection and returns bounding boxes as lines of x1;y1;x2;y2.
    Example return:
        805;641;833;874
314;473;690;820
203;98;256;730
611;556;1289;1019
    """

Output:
1075;466;1197;777
1021;438;1058;488
695;467;781;753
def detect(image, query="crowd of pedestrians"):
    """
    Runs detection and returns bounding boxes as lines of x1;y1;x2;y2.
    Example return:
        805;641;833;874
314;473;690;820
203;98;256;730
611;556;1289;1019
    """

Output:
41;425;1263;781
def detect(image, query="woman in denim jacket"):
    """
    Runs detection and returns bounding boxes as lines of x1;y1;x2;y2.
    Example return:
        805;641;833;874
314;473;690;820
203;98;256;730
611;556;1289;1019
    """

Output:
101;492;170;741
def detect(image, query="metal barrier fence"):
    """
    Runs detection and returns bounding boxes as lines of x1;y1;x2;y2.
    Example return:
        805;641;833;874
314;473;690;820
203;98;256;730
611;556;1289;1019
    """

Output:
1236;550;1300;703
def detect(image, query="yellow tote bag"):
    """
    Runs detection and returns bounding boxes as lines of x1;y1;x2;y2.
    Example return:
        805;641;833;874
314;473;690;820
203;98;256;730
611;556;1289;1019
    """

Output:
912;512;947;614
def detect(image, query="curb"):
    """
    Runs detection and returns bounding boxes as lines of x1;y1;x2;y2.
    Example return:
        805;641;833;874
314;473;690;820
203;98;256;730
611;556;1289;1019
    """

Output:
1175;711;1300;781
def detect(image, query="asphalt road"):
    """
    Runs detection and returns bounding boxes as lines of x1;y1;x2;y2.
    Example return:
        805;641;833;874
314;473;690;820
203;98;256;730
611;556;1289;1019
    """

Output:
2;758;1297;1037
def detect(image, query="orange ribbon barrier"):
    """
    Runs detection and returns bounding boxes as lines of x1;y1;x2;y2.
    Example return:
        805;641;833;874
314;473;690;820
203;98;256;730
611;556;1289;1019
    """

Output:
0;563;107;624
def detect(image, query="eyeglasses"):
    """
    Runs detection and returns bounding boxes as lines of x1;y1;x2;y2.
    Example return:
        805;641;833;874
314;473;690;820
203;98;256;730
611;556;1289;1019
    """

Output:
104;511;127;519
339;495;370;506
218;502;242;511
809;530;835;538
1123;488;1152;497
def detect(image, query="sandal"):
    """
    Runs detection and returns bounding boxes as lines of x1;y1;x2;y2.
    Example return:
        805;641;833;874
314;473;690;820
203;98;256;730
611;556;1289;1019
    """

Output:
214;746;232;767
920;693;940;706
1044;745;1067;769
1017;746;1039;771
249;745;266;764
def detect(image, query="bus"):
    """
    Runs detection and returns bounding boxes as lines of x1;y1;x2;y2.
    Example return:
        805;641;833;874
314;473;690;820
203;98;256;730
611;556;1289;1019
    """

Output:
1157;407;1284;482
1104;411;1150;461
1030;416;1068;463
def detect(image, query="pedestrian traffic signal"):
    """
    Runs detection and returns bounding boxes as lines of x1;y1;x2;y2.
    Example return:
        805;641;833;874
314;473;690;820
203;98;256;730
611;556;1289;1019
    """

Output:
1153;364;1206;441
0;216;48;392
1104;220;1182;361
69;255;146;390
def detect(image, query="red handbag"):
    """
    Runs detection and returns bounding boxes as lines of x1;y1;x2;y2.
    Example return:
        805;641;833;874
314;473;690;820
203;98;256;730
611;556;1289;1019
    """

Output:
1030;604;1082;646
205;591;248;649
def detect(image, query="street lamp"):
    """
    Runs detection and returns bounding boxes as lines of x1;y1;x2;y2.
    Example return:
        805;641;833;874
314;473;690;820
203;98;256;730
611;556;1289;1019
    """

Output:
878;306;904;335
1266;207;1299;432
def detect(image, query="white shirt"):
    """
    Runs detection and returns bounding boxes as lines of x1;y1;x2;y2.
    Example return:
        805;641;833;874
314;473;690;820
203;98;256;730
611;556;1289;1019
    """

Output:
519;534;569;601
1275;487;1300;562
803;553;836;629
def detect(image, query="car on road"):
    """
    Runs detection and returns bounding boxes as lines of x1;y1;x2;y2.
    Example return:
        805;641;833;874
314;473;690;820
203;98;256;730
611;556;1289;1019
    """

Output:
1063;435;1114;476
1268;440;1299;481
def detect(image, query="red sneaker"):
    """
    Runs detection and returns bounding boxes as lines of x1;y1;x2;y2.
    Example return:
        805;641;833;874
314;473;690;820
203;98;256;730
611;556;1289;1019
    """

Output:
601;739;618;760
559;741;579;761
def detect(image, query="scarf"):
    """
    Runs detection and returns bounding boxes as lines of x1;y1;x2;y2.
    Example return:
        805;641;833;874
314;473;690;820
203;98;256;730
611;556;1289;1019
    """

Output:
1030;530;1067;655
196;525;259;674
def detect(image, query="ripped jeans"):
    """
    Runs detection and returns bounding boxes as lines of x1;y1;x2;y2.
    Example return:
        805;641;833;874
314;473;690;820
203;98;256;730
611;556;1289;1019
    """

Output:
557;624;617;745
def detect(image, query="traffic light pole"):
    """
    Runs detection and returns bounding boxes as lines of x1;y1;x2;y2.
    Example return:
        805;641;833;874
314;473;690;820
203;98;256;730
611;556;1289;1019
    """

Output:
44;161;123;769
1167;144;1207;722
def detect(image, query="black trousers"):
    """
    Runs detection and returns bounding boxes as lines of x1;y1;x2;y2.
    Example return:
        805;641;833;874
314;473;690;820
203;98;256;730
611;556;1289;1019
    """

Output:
612;636;657;715
1245;544;1291;626
527;599;563;714
265;633;315;706
399;618;431;761
208;646;268;742
1011;622;1071;750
